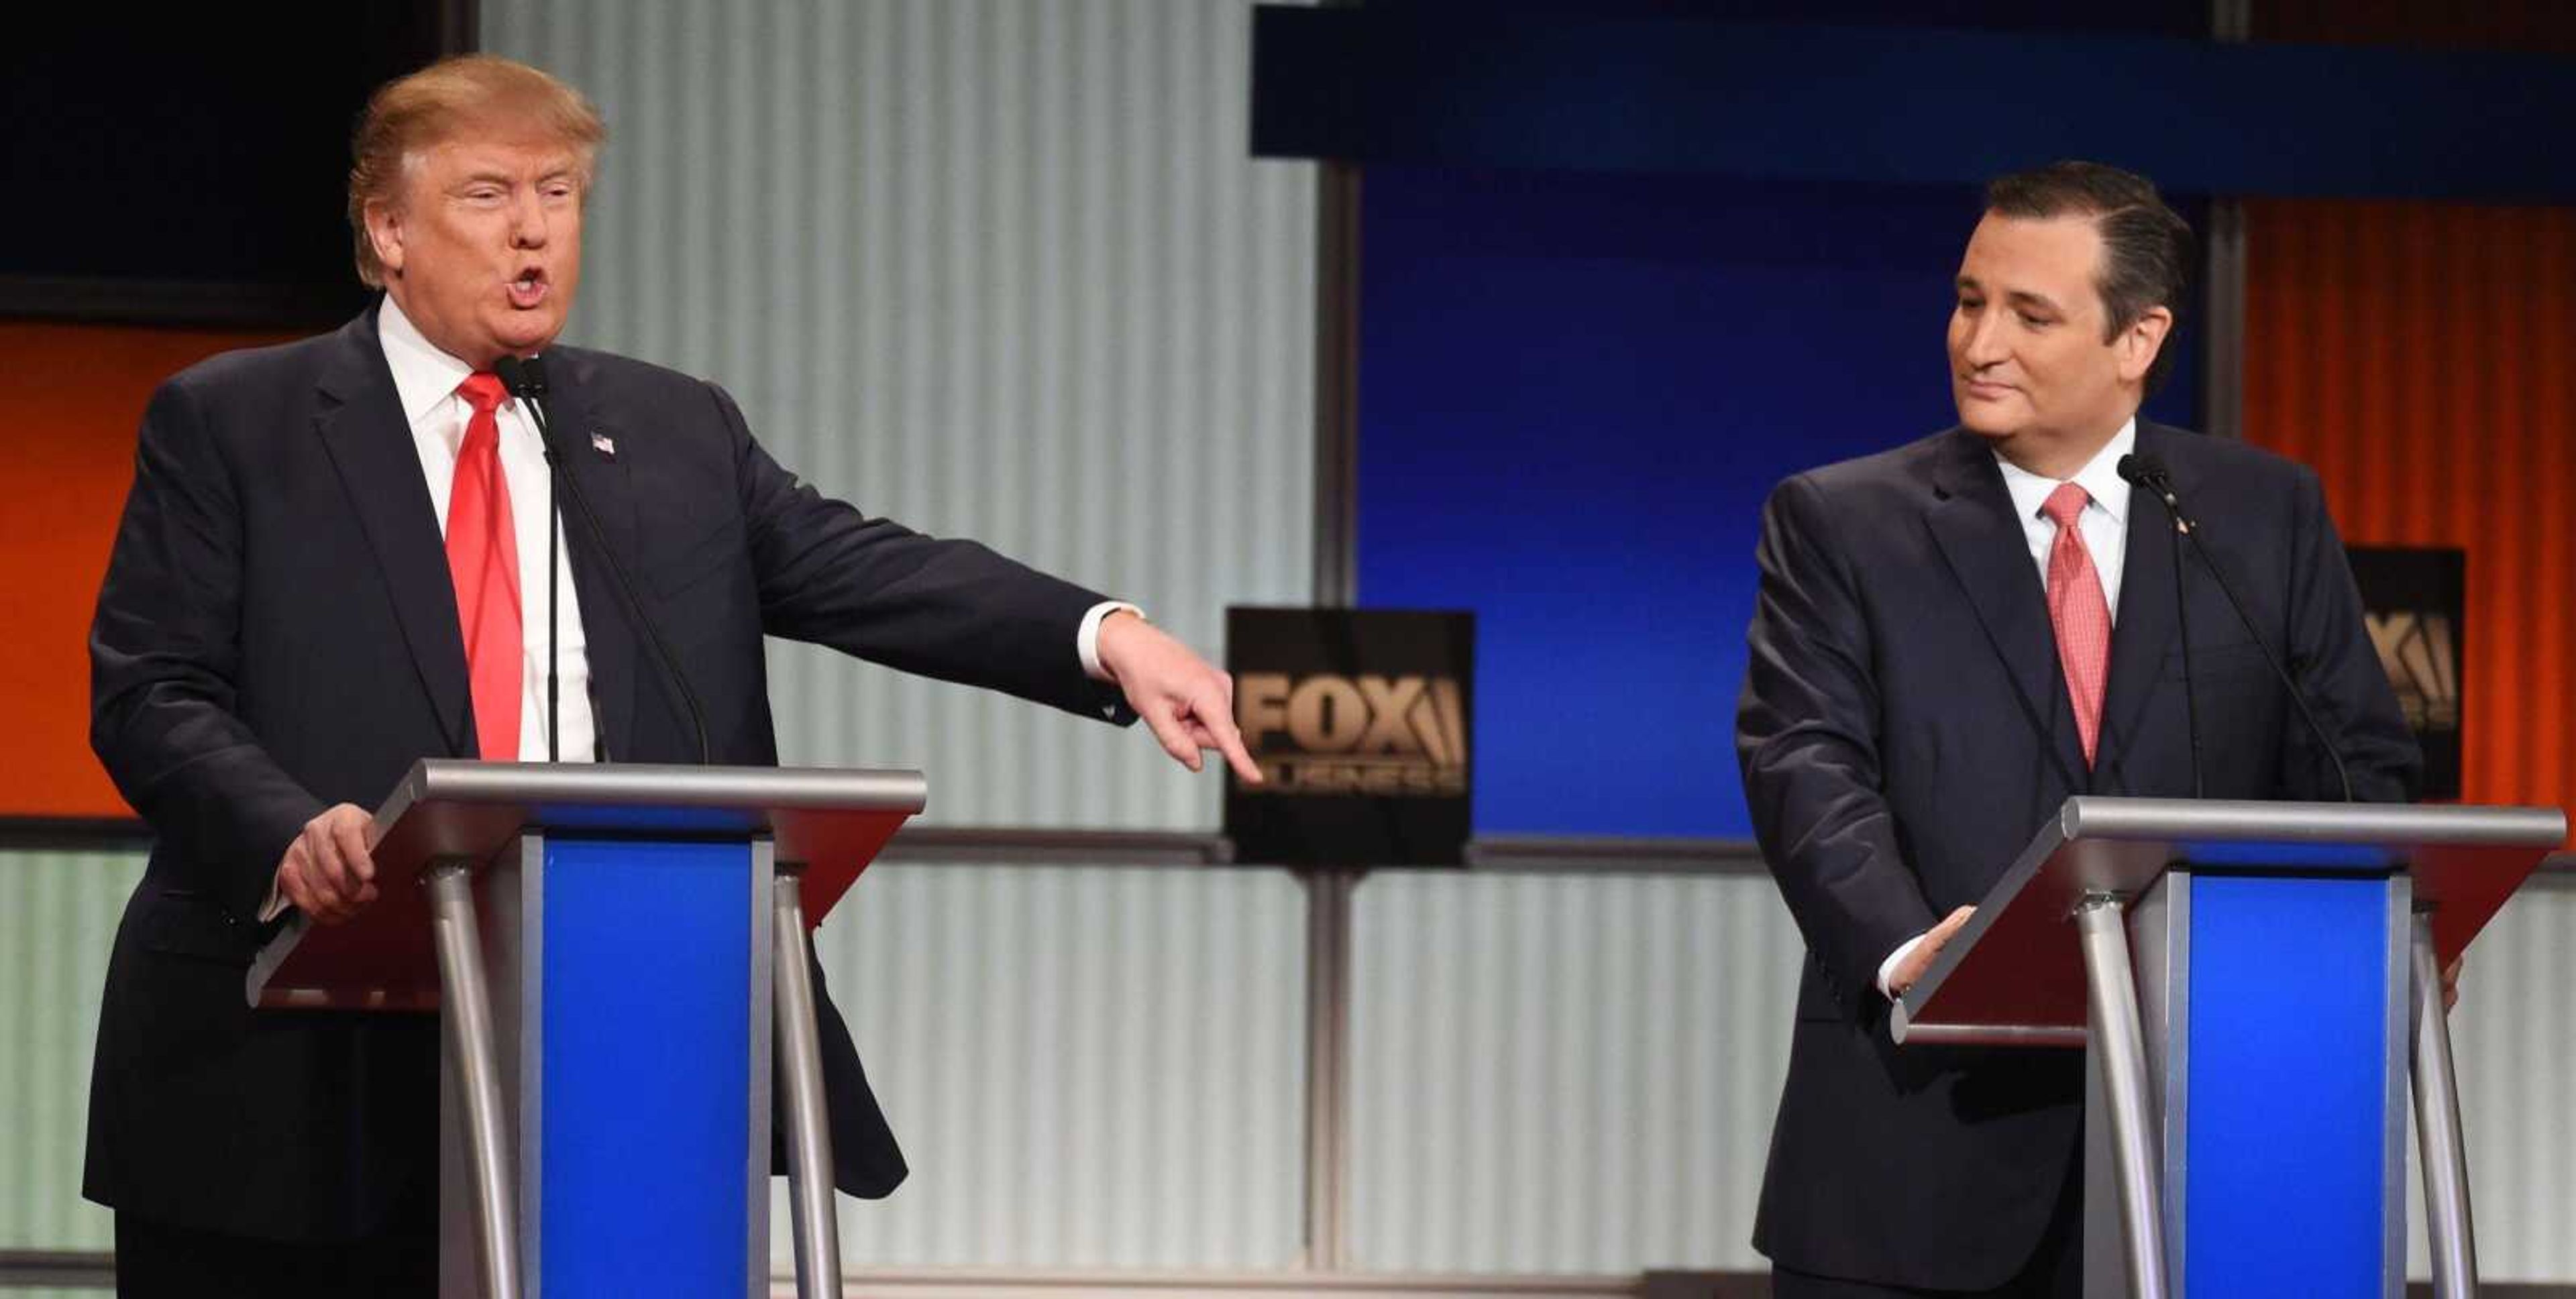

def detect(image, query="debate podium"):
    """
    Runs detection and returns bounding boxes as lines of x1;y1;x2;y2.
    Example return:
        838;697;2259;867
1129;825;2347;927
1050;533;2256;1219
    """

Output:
246;759;928;1299
1895;797;2567;1298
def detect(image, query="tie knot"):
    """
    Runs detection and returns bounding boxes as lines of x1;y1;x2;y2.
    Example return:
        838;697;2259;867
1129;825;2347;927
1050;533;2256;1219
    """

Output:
2041;481;2090;528
457;373;509;415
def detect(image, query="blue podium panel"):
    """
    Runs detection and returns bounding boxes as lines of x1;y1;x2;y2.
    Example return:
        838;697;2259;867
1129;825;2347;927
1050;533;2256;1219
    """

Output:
541;837;759;1298
2180;871;2406;1297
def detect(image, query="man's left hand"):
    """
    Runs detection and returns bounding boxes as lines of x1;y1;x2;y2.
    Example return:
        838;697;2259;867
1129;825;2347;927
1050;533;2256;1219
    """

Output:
1096;612;1263;784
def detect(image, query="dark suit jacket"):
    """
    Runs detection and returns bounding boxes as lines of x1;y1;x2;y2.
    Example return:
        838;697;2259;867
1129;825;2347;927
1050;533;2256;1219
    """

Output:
86;303;1136;1241
1733;422;2419;1288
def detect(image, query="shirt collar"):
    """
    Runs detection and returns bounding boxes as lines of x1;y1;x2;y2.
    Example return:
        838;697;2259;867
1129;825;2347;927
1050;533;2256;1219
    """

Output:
376;292;480;429
1994;416;2136;527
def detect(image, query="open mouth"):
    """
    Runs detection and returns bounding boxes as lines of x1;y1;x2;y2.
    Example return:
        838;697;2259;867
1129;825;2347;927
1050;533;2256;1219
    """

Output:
507;267;549;309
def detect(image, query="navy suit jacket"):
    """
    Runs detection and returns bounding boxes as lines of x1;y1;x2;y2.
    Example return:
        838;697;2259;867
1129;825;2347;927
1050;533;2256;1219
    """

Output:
86;303;1135;1239
1734;422;2419;1288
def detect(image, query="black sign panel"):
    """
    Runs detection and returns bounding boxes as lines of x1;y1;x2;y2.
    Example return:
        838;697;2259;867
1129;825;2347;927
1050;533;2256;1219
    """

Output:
2348;547;2465;800
1225;608;1473;866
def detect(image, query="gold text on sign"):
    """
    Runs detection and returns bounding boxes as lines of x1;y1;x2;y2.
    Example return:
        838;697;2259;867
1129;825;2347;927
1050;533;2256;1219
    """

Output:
1234;673;1469;796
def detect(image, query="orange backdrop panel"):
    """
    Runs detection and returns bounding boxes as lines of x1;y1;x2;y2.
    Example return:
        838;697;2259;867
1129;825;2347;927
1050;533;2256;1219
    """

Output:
2239;200;2575;839
0;322;294;821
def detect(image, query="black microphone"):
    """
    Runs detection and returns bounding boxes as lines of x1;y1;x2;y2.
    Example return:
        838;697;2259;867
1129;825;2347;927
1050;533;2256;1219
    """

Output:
494;354;712;766
2117;452;2353;802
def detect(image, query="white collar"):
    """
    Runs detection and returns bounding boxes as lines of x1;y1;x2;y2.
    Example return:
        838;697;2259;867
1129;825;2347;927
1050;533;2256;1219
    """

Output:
1994;416;2137;526
375;292;484;427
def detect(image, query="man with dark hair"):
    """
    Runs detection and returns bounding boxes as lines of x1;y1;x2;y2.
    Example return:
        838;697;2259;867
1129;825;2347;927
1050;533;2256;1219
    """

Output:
87;54;1256;1298
1735;160;2420;1295
1981;160;2197;396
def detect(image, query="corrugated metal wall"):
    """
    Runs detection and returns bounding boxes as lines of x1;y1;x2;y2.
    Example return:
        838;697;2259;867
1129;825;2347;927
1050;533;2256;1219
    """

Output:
790;862;1309;1270
1344;871;1801;1274
483;0;1318;830
0;848;141;1253
2436;882;2576;1281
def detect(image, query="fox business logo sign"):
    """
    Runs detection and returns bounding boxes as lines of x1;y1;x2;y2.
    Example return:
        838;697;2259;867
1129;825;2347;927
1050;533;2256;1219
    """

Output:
2348;547;2465;801
2365;611;2459;732
1236;672;1470;796
1224;608;1474;866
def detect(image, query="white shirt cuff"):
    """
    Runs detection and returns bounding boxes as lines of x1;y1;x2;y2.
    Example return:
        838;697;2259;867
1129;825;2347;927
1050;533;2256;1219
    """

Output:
1878;932;1931;1001
258;874;292;923
1078;601;1144;683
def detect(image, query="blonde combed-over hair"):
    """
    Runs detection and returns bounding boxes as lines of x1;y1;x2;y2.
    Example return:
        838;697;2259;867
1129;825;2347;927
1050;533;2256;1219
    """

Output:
345;54;606;288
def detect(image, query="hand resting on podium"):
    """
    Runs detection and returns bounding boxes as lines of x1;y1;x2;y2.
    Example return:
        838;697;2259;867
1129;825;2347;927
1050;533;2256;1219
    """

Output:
1882;903;1976;1000
269;803;378;925
1874;901;2467;1011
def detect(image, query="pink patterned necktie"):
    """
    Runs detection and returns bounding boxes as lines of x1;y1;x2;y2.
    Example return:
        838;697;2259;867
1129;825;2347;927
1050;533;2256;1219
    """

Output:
2042;482;2111;767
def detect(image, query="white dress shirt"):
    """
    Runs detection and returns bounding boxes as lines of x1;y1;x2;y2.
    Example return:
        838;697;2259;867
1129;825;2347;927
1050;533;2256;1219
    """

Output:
379;295;598;765
1876;417;2138;1000
1993;418;2135;621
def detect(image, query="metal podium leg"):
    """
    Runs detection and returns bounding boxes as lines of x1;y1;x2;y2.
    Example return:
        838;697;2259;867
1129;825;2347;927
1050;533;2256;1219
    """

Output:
2412;912;2479;1298
773;872;845;1299
427;862;521;1299
2075;896;2169;1299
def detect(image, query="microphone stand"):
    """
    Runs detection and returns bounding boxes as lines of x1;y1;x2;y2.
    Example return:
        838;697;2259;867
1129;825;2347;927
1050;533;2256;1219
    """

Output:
2126;467;2205;798
2121;454;2353;803
495;354;712;765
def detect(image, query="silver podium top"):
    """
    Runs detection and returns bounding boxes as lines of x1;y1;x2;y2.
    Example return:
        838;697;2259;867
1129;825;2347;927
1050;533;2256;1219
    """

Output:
250;759;929;1011
1894;797;2566;1047
376;758;928;829
2055;796;2565;848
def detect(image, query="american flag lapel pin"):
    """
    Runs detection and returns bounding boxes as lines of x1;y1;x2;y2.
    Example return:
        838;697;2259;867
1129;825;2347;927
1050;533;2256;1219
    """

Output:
590;431;616;459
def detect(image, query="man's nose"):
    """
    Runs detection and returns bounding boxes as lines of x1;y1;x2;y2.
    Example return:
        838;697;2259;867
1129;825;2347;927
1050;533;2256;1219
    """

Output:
1959;310;2006;367
508;190;550;247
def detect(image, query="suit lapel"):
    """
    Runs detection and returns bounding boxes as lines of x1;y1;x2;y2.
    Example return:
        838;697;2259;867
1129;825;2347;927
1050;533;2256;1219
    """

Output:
313;308;472;756
537;350;643;761
1922;429;2091;791
2095;423;2186;791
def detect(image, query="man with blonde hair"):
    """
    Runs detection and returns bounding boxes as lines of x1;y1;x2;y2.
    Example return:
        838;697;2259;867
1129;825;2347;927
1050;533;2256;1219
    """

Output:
87;54;1253;1296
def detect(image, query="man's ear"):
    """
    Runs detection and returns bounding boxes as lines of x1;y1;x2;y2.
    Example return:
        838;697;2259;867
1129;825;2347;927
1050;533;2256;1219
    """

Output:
364;199;407;278
2117;306;2174;386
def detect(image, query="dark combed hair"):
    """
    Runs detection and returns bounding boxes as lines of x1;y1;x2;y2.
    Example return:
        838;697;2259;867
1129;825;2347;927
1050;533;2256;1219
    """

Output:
1983;161;2196;394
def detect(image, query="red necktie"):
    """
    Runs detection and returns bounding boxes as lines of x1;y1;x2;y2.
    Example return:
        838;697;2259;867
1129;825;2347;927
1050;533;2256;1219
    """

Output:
2043;482;2112;767
447;374;522;762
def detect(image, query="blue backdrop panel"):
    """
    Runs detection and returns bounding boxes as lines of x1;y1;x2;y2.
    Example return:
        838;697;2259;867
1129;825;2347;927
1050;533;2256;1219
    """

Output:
1253;7;2576;202
542;837;754;1297
1354;166;2197;837
2184;872;2395;1294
